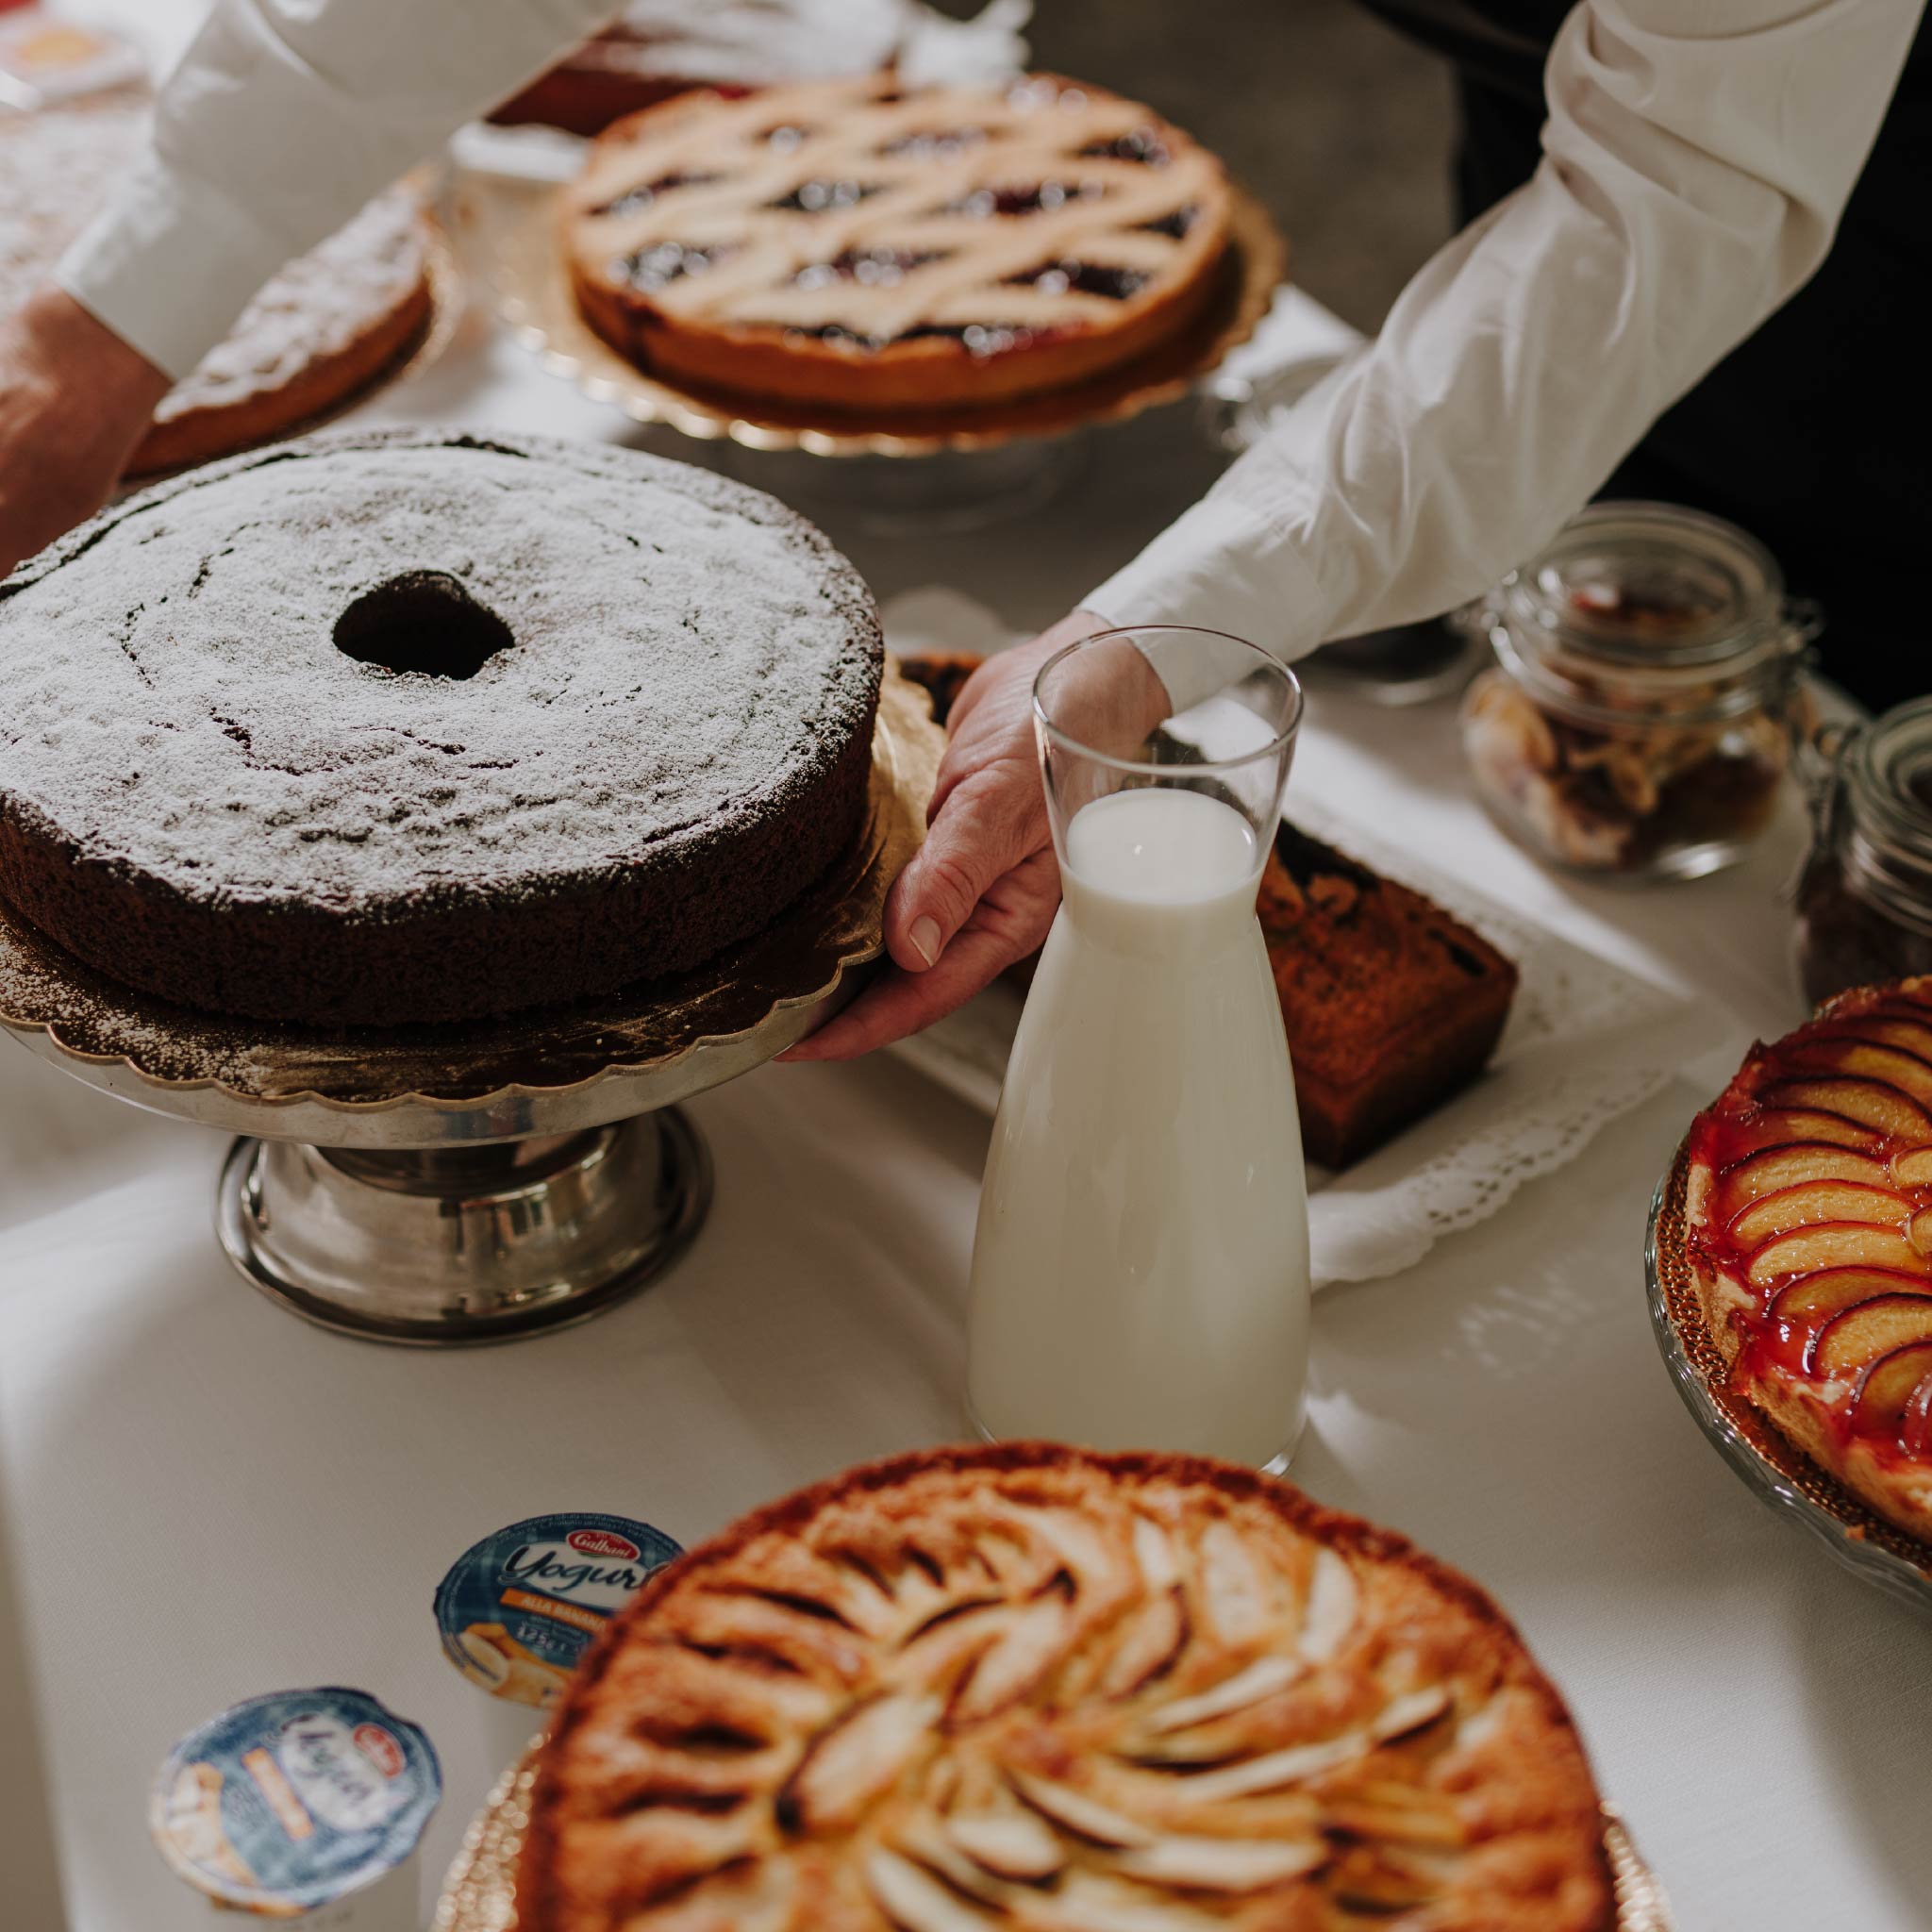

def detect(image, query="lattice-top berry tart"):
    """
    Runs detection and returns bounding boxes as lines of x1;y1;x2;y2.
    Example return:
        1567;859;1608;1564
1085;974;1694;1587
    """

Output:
518;1444;1614;1931
1683;977;1932;1544
563;75;1233;410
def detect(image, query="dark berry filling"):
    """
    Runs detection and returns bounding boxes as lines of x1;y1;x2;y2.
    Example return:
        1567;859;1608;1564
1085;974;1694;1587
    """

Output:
1140;204;1199;240
897;323;1037;357
771;318;1071;357
612;241;737;290
591;172;720;218
1080;129;1171;166
793;247;947;291
767;178;883;213
1008;259;1149;301
938;181;1096;219
782;324;887;352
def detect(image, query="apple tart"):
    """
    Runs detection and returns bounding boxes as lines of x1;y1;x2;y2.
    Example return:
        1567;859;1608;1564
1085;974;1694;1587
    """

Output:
1684;977;1932;1544
564;75;1232;410
519;1445;1613;1931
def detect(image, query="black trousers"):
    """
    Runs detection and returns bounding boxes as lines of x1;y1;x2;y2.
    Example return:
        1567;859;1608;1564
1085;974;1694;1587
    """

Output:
1454;70;1929;712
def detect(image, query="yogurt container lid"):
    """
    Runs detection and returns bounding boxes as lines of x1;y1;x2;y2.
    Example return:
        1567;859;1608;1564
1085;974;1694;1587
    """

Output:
434;1512;682;1708
150;1688;441;1914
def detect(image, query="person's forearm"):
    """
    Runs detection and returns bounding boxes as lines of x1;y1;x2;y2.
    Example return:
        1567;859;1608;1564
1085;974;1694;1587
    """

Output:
1089;0;1924;658
57;0;623;381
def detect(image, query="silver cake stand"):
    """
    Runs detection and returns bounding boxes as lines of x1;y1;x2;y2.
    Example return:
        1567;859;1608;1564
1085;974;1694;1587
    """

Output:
0;673;941;1348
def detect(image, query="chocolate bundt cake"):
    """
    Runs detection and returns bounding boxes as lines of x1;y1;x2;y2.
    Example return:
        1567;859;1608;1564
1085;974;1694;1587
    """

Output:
0;429;882;1026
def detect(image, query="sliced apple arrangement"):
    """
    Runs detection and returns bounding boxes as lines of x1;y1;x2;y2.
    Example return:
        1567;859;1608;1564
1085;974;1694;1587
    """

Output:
522;1450;1614;1932
1684;979;1932;1541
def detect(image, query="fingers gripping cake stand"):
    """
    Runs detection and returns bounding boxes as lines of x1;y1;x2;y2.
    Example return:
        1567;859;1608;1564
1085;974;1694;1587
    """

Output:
0;675;941;1347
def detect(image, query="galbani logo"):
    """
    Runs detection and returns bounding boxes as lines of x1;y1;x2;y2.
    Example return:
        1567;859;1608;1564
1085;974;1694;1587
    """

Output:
567;1528;641;1562
352;1723;406;1779
502;1536;654;1611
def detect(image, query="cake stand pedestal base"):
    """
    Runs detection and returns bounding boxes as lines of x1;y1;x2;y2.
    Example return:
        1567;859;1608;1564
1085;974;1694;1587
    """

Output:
216;1110;712;1346
1;671;942;1348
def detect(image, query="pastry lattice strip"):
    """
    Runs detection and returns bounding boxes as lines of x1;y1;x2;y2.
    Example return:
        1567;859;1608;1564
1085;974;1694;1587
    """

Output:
573;76;1226;340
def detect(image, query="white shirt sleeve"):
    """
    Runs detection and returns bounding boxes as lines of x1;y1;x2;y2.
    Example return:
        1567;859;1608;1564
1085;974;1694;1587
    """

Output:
55;0;623;379
1087;0;1925;659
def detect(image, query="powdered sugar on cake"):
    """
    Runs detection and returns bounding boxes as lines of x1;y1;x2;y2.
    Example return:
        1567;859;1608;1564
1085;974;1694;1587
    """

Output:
158;191;425;418
0;430;879;915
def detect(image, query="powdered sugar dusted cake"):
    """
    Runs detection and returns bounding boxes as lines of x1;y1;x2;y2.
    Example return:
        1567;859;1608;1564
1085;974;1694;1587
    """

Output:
0;429;883;1027
0;92;431;475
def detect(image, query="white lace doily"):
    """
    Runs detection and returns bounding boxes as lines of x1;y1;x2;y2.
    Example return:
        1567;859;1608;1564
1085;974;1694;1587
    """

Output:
880;590;1718;1289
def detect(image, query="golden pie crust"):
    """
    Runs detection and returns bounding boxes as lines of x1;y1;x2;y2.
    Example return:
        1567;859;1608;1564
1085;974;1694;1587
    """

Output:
563;75;1232;411
1684;977;1932;1544
518;1444;1612;1932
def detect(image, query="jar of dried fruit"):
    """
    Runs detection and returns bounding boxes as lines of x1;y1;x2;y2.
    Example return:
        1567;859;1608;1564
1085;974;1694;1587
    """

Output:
1458;502;1819;880
1794;699;1932;1006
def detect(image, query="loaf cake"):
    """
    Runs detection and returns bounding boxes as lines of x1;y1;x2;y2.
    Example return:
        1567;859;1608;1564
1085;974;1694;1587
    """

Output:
0;429;883;1028
564;73;1231;410
897;653;1518;1166
517;1443;1614;1932
1258;824;1518;1169
0;92;431;476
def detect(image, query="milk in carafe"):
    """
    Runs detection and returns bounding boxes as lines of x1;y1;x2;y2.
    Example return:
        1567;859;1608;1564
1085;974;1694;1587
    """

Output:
966;785;1310;1467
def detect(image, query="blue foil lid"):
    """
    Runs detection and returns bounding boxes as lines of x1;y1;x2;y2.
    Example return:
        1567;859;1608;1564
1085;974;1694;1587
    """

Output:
150;1687;441;1911
434;1513;682;1707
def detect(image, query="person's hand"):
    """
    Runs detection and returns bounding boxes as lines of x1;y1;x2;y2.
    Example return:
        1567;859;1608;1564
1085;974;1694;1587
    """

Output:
0;288;170;581
785;608;1169;1061
782;611;1103;1062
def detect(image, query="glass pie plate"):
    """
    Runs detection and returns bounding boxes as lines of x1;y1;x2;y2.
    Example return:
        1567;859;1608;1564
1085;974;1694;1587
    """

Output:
1645;1146;1932;1611
432;1751;1674;1932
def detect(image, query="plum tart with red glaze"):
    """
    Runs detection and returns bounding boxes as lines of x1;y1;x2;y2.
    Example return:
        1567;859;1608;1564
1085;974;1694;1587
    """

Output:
518;1443;1614;1932
1683;976;1932;1544
563;74;1232;410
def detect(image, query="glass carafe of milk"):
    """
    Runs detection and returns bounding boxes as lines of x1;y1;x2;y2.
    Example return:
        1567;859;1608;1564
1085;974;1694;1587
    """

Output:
966;626;1308;1470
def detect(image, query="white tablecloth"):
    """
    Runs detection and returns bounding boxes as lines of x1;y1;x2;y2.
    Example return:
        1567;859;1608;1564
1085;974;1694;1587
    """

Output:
5;9;1931;1927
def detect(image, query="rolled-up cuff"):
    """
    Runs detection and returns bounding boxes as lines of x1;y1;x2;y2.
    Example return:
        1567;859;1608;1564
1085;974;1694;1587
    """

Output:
55;157;293;381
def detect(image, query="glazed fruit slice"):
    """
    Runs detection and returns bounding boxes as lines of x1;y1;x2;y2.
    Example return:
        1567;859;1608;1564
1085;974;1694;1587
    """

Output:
1717;1143;1890;1216
1768;1268;1932;1326
1906;1377;1932;1458
1854;1343;1932;1440
1725;1180;1907;1247
1744;1223;1932;1287
1683;976;1932;1545
1717;1109;1884;1158
1843;1016;1932;1063
1784;1040;1932;1108
1760;1077;1932;1141
1813;1296;1932;1379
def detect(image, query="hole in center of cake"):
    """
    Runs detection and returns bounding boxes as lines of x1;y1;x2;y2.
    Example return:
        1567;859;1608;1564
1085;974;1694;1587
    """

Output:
332;571;514;680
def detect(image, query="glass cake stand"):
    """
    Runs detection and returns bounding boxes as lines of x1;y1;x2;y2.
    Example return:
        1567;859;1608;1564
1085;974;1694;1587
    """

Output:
0;673;941;1348
1645;1150;1932;1612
